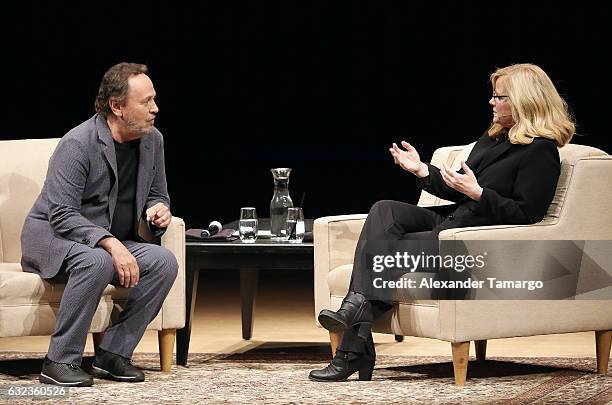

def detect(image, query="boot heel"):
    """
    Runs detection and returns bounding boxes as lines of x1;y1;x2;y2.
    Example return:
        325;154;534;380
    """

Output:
358;365;373;381
356;322;372;340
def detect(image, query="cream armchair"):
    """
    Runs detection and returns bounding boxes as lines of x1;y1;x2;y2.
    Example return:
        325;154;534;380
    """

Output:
0;138;185;371
314;142;612;386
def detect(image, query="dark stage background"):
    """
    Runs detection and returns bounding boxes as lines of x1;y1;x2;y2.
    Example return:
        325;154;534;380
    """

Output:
2;2;610;228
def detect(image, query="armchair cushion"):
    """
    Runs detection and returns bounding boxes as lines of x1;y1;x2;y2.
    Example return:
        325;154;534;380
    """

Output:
0;270;132;307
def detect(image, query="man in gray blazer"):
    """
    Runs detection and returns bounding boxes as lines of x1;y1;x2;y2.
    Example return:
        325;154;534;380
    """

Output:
20;62;178;386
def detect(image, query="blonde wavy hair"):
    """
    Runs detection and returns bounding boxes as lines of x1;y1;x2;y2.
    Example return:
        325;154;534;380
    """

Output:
488;63;575;146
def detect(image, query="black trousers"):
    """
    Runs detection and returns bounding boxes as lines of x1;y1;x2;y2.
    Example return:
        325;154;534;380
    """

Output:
337;200;455;354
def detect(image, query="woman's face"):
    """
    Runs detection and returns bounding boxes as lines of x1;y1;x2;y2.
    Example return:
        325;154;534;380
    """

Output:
489;77;514;128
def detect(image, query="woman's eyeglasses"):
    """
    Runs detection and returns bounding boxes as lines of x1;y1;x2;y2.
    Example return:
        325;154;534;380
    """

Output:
491;95;509;102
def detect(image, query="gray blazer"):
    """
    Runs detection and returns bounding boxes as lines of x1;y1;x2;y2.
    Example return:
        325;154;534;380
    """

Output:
20;114;171;279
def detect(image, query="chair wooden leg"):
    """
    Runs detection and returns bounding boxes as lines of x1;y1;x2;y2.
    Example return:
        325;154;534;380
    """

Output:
475;340;487;361
596;330;612;374
158;329;176;372
329;331;342;358
451;342;470;387
92;332;105;351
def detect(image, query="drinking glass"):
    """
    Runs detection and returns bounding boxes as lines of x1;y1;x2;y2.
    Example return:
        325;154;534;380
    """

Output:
285;207;305;243
239;207;258;243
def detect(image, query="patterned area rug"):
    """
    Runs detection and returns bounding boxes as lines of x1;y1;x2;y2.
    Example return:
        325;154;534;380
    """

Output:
1;349;612;404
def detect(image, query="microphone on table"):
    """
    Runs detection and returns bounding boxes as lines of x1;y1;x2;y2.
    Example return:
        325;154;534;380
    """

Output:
201;221;222;237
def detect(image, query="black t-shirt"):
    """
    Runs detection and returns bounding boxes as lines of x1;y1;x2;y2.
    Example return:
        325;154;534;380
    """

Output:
110;139;140;241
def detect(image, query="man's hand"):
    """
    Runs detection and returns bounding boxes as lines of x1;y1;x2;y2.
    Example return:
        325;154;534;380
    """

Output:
146;203;172;228
389;141;429;178
440;161;483;201
98;237;139;287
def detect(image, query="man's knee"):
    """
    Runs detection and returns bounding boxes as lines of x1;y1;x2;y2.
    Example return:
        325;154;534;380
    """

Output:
161;248;179;282
88;249;113;267
148;246;179;282
68;248;115;284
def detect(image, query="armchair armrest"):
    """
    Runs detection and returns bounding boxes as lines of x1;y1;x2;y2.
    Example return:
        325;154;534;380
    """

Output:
159;216;186;329
138;216;185;329
438;219;612;304
314;214;367;322
438;220;561;241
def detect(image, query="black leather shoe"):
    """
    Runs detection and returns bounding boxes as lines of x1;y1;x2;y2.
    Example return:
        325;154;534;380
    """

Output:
318;292;374;339
91;348;145;382
308;350;375;382
39;356;93;387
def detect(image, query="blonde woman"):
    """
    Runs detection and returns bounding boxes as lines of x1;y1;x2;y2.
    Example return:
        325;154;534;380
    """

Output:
309;63;575;382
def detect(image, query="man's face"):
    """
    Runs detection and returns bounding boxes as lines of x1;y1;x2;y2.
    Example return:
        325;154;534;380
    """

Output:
121;74;159;137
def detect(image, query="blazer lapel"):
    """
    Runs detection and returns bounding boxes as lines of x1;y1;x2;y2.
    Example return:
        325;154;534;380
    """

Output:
474;141;514;176
457;133;498;173
96;116;118;222
136;134;153;220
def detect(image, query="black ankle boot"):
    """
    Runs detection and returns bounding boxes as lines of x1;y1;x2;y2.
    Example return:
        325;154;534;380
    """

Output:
308;350;375;382
318;292;374;339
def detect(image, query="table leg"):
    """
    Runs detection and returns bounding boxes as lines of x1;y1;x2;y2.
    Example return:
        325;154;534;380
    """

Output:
177;260;199;366
240;269;259;340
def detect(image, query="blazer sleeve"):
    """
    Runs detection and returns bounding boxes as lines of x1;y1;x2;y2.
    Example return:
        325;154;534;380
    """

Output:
46;139;113;248
144;132;171;237
415;163;466;202
471;139;560;224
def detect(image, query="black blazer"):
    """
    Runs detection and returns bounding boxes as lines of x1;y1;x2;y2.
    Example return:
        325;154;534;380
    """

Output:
416;132;561;234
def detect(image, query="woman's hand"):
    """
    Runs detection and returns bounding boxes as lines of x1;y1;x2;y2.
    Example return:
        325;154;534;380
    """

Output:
389;141;429;177
440;161;483;201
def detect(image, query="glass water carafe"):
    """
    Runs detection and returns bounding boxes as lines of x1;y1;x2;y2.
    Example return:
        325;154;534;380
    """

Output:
270;168;293;240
